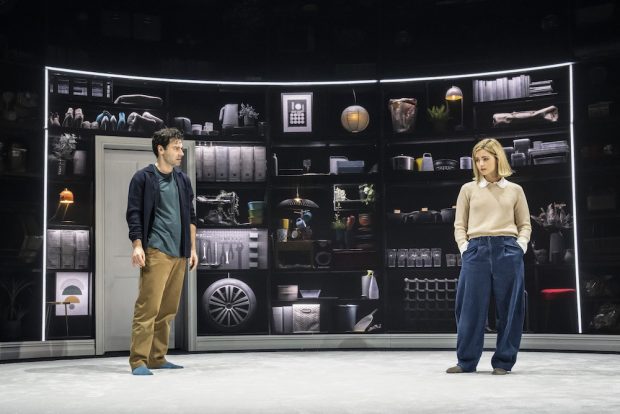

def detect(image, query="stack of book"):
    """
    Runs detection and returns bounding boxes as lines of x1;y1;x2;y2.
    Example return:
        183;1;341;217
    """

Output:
529;80;554;97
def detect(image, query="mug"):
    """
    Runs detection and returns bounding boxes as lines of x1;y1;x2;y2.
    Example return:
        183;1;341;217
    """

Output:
459;156;472;170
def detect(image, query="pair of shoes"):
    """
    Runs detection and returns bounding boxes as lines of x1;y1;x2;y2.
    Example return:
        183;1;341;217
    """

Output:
117;112;126;130
48;112;60;127
74;108;84;128
62;108;73;127
492;367;509;375
148;361;184;370
446;365;465;374
131;365;153;376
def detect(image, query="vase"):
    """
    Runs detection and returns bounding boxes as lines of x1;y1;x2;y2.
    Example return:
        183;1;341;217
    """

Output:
368;275;379;299
388;98;417;133
549;232;565;264
244;116;255;127
57;158;66;175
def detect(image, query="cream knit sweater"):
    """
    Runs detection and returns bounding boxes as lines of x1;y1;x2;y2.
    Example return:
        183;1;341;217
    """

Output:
454;177;532;253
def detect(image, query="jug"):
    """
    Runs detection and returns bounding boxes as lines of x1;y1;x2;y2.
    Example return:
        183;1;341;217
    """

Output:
421;153;434;171
388;98;417;133
219;104;239;128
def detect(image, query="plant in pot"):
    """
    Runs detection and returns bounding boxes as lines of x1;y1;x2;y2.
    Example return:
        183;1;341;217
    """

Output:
359;183;376;206
427;104;451;133
0;275;35;341
331;212;346;248
239;103;259;127
51;133;77;175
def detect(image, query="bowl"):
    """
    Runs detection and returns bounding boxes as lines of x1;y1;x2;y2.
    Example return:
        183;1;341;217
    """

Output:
299;289;321;298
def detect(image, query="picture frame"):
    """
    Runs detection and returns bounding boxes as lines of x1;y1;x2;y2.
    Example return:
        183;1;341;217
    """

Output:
281;92;313;133
55;272;90;316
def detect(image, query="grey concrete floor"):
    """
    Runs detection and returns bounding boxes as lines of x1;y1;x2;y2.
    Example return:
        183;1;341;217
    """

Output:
1;350;619;413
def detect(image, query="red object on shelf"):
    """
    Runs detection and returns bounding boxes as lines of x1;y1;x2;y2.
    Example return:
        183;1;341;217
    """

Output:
540;288;576;301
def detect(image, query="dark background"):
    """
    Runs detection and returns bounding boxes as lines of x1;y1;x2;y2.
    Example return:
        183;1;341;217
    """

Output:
1;0;619;79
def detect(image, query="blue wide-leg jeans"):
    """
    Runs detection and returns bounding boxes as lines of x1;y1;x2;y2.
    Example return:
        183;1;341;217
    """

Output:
455;236;525;372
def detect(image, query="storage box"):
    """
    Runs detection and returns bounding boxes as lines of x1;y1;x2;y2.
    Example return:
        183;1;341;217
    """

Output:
336;160;365;174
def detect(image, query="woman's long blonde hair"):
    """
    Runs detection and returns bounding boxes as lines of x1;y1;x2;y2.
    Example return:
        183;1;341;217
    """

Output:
471;138;513;181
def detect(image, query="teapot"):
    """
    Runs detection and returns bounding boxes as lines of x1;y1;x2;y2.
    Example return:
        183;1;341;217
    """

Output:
219;104;239;128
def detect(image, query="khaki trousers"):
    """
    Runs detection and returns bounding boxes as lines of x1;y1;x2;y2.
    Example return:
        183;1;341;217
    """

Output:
129;247;187;370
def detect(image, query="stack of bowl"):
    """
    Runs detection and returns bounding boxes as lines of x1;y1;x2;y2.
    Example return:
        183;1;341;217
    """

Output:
248;201;265;225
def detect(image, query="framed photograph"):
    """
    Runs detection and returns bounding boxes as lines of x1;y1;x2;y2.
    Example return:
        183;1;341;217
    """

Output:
281;92;313;133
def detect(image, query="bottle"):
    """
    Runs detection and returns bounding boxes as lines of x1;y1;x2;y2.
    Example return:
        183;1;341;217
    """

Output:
273;153;278;176
368;270;379;300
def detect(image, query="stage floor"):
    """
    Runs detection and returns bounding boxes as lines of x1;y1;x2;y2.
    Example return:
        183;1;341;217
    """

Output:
1;350;619;413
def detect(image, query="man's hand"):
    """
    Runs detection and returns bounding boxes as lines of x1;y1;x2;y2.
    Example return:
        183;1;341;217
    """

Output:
189;248;198;271
132;245;146;268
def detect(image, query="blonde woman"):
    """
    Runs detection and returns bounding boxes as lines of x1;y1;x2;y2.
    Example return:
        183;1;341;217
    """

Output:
446;138;531;375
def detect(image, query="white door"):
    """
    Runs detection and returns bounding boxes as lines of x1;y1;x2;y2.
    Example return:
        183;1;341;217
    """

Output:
95;137;196;355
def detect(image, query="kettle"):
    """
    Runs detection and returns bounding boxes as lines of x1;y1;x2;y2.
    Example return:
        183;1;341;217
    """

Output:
219;104;239;128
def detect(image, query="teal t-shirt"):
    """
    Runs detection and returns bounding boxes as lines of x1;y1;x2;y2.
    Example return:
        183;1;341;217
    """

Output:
147;166;182;257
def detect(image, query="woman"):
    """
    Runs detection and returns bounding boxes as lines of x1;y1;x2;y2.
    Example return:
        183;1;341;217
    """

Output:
447;138;531;375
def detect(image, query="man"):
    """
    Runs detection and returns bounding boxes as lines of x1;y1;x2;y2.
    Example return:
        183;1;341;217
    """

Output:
126;128;198;375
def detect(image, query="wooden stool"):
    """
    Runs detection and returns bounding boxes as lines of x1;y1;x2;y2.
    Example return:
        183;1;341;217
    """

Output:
46;301;70;338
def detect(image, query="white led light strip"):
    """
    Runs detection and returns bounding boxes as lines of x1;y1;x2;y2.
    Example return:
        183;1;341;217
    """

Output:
380;62;574;82
45;66;378;86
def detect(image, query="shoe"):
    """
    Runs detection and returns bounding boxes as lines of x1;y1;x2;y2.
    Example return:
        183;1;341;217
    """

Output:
492;368;509;375
149;361;184;370
90;121;99;129
100;115;109;131
142;111;164;130
117;112;126;130
81;120;91;129
127;112;139;132
73;108;84;128
446;365;465;374
110;115;118;131
95;110;113;124
49;112;60;127
131;365;153;376
62;108;74;127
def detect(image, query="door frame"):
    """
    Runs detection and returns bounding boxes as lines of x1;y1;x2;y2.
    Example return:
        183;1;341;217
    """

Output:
94;136;196;355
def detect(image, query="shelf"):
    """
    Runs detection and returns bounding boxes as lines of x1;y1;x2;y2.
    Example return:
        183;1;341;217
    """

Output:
473;93;561;107
0;171;43;181
271;298;381;305
273;174;377;188
47;126;153;139
387;267;461;272
47;223;91;230
271;139;377;148
387;135;474;146
196;182;266;190
0;120;44;135
273;270;376;276
48;175;92;185
196;268;268;275
49;97;168;113
475;125;569;140
578;212;620;221
191;138;265;145
196;224;268;229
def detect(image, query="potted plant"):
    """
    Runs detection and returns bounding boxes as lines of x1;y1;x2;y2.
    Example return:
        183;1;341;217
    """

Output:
51;133;77;175
331;212;346;248
427;104;451;133
0;275;34;341
239;103;259;126
359;183;376;205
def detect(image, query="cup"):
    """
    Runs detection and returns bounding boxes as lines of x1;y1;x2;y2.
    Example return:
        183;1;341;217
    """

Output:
432;248;442;267
276;228;288;242
387;249;397;267
446;254;456;267
203;122;213;132
459;156;472;170
191;124;202;134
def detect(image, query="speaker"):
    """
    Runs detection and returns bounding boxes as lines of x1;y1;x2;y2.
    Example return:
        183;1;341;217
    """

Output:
313;240;332;268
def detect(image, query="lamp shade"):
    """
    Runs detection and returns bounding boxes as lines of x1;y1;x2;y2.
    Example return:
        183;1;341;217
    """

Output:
278;188;319;209
59;188;74;204
341;105;369;133
445;86;463;101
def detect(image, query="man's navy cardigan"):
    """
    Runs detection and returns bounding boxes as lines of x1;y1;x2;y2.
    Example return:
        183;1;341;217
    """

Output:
126;164;197;258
